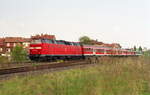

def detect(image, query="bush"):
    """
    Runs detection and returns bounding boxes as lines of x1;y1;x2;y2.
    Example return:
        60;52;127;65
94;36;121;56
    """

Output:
11;45;28;63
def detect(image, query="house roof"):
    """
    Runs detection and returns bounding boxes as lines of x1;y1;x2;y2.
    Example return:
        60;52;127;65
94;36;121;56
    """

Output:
91;40;104;45
4;37;31;43
91;40;121;48
100;43;121;48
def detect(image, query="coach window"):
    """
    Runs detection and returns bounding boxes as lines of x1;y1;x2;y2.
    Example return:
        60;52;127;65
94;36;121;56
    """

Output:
97;49;104;53
84;48;91;52
106;50;111;54
7;43;10;47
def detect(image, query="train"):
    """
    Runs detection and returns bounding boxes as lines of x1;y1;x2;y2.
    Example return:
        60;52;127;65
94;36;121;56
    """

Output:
29;38;141;62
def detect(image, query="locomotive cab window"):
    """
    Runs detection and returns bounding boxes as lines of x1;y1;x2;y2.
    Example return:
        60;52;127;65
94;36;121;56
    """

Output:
31;39;42;44
49;40;54;44
52;40;57;44
42;39;50;43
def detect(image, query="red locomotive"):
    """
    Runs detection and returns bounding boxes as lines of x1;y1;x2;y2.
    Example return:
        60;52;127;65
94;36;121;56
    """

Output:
29;38;141;61
29;39;83;61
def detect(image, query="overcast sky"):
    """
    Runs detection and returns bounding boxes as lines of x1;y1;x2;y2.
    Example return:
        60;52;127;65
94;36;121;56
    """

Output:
0;0;149;48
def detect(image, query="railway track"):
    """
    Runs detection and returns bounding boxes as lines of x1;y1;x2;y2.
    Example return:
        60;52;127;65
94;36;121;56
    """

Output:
0;60;89;79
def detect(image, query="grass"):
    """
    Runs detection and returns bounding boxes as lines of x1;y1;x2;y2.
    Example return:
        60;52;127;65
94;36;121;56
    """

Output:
0;56;150;95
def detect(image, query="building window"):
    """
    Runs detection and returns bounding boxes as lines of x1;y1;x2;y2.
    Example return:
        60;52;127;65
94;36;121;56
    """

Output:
0;48;2;52
23;42;29;47
14;43;16;47
7;43;10;47
6;48;11;52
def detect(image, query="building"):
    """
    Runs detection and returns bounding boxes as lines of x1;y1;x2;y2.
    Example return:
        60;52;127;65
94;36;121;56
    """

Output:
0;38;5;55
91;40;121;48
91;40;104;45
0;37;31;56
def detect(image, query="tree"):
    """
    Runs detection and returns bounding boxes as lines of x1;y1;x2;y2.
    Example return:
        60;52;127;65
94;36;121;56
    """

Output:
133;46;137;51
138;46;142;52
79;36;92;45
11;45;28;62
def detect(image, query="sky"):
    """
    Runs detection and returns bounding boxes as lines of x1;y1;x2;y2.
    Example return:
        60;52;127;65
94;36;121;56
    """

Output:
0;0;150;48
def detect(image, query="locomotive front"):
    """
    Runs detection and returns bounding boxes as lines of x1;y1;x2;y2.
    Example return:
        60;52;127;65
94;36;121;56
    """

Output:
29;39;43;61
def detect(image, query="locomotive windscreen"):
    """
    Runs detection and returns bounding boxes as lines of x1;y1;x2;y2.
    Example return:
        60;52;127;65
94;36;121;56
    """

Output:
31;39;42;44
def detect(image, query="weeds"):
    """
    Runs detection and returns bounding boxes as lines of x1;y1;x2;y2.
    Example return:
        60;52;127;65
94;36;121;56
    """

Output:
0;56;150;95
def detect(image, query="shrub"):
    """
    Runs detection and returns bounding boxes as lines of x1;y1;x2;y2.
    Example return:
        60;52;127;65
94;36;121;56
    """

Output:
11;45;28;63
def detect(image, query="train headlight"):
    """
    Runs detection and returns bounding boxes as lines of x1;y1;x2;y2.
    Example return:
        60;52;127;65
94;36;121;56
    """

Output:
35;47;42;49
29;47;42;49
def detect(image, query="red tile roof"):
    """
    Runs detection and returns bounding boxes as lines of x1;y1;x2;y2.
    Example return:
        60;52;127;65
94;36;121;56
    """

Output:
91;40;121;48
4;37;31;43
23;38;31;42
91;40;104;45
100;43;121;48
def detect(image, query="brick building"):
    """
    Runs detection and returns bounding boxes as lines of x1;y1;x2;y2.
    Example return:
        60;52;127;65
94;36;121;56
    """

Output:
91;40;121;48
0;37;31;56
